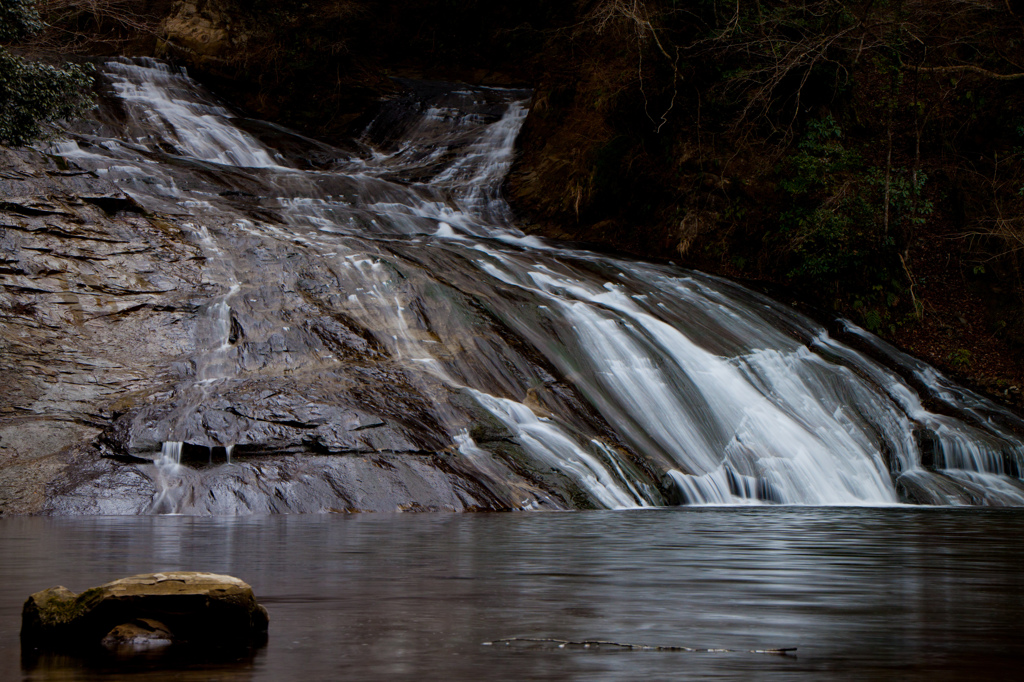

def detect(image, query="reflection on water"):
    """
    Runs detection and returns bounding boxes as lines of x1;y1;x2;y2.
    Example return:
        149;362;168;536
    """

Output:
3;508;1023;680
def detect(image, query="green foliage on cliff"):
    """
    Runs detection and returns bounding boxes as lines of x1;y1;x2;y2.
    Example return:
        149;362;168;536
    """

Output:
775;115;933;331
0;0;43;41
780;120;926;270
778;117;875;284
0;0;94;145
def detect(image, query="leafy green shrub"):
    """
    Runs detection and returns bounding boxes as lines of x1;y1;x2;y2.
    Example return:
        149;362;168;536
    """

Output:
948;348;972;371
0;0;43;42
777;116;877;286
0;0;94;146
776;115;931;331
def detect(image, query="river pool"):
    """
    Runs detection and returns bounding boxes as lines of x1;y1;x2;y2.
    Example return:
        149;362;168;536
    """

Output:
2;507;1022;680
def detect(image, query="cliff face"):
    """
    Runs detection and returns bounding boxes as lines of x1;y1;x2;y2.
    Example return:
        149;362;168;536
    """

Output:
0;147;206;514
30;0;1024;407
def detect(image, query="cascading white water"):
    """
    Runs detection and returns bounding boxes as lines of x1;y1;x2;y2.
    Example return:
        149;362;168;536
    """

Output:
150;441;185;514
471;250;902;505
466;389;652;509
159;441;183;466
48;58;1024;512
105;59;287;168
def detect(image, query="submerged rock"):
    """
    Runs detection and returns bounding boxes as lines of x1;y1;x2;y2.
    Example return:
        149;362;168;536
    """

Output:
101;618;176;650
21;572;268;653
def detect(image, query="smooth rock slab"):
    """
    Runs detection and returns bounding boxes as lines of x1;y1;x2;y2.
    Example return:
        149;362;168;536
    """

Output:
21;572;269;653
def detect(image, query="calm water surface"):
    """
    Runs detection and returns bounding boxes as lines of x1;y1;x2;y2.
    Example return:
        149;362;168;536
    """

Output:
2;508;1022;680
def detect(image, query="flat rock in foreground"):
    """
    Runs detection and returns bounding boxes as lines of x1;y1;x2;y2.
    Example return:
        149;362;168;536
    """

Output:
21;571;269;652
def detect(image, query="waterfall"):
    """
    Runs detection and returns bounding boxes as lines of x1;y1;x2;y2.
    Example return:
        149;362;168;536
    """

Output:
47;58;1024;512
159;441;183;467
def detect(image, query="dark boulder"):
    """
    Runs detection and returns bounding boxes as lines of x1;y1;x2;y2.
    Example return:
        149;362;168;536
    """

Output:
21;572;269;653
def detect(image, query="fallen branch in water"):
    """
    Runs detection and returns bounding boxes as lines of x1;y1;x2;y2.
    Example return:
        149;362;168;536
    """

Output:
483;637;796;655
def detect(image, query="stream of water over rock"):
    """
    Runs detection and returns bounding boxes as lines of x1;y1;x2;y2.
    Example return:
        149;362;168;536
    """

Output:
25;58;1024;512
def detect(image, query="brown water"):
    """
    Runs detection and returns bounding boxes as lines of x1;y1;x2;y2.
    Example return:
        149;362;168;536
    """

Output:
3;508;1023;680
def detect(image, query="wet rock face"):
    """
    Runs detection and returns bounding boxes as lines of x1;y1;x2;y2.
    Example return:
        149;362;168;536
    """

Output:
1;62;664;516
0;149;204;515
0;137;618;515
41;446;510;515
21;572;269;653
0;140;596;516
